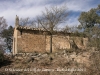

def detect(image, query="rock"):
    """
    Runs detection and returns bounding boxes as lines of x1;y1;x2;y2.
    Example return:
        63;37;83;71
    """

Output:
34;56;43;61
41;53;48;58
82;52;90;58
31;52;38;56
70;53;76;59
26;57;34;63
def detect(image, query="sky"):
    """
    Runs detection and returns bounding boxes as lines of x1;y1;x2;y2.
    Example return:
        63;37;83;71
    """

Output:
0;0;100;27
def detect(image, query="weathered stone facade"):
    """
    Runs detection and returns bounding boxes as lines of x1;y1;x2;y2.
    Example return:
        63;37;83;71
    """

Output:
12;16;88;55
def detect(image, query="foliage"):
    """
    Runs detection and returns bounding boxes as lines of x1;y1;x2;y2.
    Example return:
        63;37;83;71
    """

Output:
0;17;7;49
0;45;5;64
78;5;100;48
1;26;14;52
63;26;87;37
0;45;4;64
0;17;7;63
78;5;100;29
0;50;4;63
0;17;7;33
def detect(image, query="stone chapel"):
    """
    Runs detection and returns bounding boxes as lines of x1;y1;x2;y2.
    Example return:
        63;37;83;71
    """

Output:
12;15;88;55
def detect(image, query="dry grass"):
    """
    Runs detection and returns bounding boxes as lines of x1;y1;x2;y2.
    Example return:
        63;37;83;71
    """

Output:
0;49;100;75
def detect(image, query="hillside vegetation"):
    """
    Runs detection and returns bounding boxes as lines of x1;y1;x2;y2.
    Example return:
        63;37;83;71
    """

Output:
0;48;100;75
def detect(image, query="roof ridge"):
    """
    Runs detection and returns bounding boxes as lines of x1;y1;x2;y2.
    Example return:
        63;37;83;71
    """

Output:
16;25;46;31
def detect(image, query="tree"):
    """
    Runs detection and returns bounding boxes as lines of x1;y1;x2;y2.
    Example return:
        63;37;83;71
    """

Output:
78;5;100;36
1;26;14;53
0;17;7;63
19;17;38;28
78;5;100;29
19;17;29;26
36;5;69;53
78;9;100;29
0;17;7;51
0;17;7;33
78;5;100;48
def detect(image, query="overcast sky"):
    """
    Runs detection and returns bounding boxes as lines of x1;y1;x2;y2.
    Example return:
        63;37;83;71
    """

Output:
0;0;100;27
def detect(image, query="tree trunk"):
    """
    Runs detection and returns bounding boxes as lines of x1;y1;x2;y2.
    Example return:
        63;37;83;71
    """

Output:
50;34;52;53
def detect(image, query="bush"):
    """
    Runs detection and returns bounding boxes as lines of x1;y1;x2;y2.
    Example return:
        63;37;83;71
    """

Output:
0;50;4;63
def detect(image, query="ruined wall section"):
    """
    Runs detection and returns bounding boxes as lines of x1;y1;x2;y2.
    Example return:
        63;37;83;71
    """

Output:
17;30;46;53
71;37;88;49
46;36;88;52
46;35;71;52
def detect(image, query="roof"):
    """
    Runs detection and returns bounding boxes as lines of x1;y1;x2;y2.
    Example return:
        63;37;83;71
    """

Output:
16;25;46;31
15;25;72;35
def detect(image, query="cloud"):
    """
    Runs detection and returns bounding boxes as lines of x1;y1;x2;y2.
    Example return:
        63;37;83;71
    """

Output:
67;16;79;27
0;0;100;26
0;0;48;25
66;0;91;12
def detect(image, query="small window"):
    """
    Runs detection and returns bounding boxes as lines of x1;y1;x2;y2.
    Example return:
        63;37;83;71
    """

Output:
20;30;23;35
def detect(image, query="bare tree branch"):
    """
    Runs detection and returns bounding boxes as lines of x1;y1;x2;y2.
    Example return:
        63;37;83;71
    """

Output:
35;5;69;53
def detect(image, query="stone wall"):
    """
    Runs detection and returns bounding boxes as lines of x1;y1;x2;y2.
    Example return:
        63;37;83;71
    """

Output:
17;30;46;53
46;35;70;52
17;30;71;53
15;29;88;54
